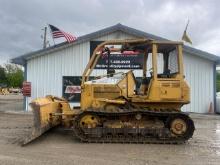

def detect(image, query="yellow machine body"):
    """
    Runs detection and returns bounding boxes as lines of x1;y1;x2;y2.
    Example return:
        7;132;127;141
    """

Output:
25;39;194;145
80;71;190;111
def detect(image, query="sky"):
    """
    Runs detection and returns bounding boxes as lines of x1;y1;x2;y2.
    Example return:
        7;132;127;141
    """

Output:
0;0;220;64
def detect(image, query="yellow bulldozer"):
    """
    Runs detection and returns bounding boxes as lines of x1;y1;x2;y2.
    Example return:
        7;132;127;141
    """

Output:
23;39;195;145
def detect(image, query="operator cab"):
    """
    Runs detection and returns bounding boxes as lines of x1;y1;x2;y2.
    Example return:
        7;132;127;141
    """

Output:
83;39;183;99
138;43;181;95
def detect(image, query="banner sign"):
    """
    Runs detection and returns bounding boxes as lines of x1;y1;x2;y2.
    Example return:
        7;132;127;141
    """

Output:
62;76;81;102
90;41;144;69
62;76;94;102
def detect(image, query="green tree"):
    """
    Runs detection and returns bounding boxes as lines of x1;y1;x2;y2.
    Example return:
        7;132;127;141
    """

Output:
0;65;7;84
4;63;24;88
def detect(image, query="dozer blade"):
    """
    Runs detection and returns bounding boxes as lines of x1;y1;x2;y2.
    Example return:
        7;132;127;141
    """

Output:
22;96;64;145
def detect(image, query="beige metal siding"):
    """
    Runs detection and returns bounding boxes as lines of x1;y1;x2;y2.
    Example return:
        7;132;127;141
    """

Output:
92;31;138;41
182;52;214;113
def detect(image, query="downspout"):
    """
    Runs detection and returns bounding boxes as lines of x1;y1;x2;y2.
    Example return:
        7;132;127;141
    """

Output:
213;62;217;113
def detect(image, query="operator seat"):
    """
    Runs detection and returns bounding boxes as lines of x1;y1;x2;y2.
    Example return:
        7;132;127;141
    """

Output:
139;77;151;95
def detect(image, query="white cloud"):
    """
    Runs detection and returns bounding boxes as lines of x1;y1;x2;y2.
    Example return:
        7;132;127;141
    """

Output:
196;29;220;55
0;0;219;64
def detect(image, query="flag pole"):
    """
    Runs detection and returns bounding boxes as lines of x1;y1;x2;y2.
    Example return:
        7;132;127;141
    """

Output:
47;24;56;46
185;19;190;32
43;26;47;49
181;19;192;45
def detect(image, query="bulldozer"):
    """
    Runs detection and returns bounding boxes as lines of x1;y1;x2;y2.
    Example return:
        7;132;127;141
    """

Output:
23;39;195;145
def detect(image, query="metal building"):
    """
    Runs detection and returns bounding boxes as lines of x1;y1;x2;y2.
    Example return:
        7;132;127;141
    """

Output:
11;23;220;113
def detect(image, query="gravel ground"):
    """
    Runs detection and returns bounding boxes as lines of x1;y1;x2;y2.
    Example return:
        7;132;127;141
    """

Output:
0;94;23;112
0;95;220;165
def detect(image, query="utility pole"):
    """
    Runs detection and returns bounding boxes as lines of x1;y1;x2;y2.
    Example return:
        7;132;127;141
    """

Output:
43;26;47;49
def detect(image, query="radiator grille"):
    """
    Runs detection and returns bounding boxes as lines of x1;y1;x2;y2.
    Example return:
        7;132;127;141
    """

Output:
161;82;180;88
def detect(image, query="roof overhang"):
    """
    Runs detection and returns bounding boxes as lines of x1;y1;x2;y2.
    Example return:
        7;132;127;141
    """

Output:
11;23;220;65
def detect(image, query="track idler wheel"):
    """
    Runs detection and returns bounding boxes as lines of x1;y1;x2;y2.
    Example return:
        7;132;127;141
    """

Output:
170;118;187;135
166;115;195;139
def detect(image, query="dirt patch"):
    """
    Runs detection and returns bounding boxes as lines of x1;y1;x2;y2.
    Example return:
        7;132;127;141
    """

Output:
0;112;220;165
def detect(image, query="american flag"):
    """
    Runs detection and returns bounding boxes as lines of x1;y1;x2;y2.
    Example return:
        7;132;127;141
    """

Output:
49;24;77;43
